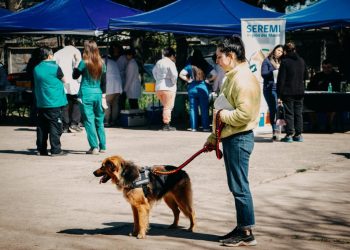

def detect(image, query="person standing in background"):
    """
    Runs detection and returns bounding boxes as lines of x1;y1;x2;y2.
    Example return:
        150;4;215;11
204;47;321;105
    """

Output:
54;37;82;133
261;44;284;141
124;49;141;109
111;42;128;111
152;47;178;131
104;46;123;127
277;42;307;142
179;49;217;132
34;47;67;157
73;40;107;155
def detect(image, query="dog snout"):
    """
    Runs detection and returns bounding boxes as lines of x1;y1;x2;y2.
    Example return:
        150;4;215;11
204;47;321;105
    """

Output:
93;169;103;177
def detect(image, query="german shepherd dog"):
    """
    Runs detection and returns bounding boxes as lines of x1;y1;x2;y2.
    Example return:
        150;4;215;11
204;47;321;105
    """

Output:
93;155;196;239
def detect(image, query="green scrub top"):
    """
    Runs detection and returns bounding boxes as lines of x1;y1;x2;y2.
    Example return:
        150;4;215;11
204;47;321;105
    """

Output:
77;60;106;97
34;60;67;108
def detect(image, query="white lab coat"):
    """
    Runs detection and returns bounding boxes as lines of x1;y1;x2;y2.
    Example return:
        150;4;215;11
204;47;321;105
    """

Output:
124;58;141;99
105;57;123;95
152;57;178;92
54;45;81;95
116;55;128;87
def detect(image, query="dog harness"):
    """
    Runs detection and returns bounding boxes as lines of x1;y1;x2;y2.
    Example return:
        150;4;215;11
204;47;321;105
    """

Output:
131;166;168;197
131;167;151;196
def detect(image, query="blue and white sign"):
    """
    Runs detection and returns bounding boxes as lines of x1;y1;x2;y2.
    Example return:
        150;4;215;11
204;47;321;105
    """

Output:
241;18;286;83
241;18;286;132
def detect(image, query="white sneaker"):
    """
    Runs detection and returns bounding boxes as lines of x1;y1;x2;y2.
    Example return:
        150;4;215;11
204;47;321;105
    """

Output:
86;148;99;155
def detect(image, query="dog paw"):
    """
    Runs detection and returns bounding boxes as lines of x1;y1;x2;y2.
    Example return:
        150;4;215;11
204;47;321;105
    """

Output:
136;233;146;239
187;226;195;232
129;231;138;237
168;224;179;229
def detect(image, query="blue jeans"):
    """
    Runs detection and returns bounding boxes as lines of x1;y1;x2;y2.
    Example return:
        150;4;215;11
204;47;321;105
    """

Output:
263;88;277;132
187;82;210;130
222;130;255;229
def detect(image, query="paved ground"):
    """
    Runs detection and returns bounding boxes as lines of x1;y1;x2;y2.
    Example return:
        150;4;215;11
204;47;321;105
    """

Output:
0;125;349;250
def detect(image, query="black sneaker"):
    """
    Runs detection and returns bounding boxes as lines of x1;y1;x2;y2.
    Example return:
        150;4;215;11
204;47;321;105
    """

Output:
162;124;176;131
281;135;293;143
292;134;304;142
51;151;68;157
70;125;82;132
63;128;71;133
218;227;239;242
221;229;257;247
36;151;49;156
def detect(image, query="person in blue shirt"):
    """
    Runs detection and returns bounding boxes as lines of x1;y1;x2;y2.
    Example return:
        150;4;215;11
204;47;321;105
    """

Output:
179;49;216;132
34;47;67;156
73;40;107;155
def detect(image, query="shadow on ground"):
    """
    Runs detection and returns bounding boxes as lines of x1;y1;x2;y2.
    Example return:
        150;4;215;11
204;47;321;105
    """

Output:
58;222;218;242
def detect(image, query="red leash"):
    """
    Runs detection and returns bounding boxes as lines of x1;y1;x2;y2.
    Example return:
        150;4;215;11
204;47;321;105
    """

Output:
152;110;225;176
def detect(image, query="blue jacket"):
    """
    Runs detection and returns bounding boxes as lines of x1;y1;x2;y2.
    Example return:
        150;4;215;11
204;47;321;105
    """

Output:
261;58;277;91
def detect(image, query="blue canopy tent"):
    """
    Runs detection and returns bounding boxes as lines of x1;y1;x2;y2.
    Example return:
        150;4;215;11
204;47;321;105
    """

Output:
284;0;350;31
0;0;142;36
109;0;281;36
0;8;12;17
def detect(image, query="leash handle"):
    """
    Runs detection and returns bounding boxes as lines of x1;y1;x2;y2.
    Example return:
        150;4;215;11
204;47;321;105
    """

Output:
215;109;224;159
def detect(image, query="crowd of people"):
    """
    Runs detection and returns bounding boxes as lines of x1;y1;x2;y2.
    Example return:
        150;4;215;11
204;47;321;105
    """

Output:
3;35;344;157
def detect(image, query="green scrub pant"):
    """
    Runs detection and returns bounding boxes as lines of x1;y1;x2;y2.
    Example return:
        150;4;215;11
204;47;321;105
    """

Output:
80;93;106;150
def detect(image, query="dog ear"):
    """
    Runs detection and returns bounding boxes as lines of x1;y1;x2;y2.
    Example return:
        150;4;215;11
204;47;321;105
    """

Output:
104;159;116;171
121;161;140;183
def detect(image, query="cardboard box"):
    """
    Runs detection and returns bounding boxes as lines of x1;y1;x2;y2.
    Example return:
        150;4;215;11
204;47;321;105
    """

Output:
120;109;146;127
145;82;155;92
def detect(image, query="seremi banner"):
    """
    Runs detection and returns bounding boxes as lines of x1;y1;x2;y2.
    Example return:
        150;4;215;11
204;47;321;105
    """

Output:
241;18;286;83
241;18;286;131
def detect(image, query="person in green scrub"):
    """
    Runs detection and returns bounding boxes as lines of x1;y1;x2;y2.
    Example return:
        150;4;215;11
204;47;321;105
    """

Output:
73;40;107;155
34;47;67;156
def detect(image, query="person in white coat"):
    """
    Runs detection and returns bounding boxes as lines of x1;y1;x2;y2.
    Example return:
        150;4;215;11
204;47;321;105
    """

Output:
152;47;178;131
54;37;82;133
104;55;122;127
124;49;141;109
110;42;128;111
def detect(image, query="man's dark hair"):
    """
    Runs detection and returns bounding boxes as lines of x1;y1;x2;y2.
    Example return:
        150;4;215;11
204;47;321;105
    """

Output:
163;47;176;58
39;46;53;61
283;42;296;53
64;37;75;46
217;35;246;62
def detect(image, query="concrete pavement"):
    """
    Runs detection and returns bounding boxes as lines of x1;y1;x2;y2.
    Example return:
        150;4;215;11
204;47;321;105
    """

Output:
0;125;349;250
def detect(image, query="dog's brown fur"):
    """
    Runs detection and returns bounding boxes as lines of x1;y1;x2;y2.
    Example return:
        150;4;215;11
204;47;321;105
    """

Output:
93;155;196;239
